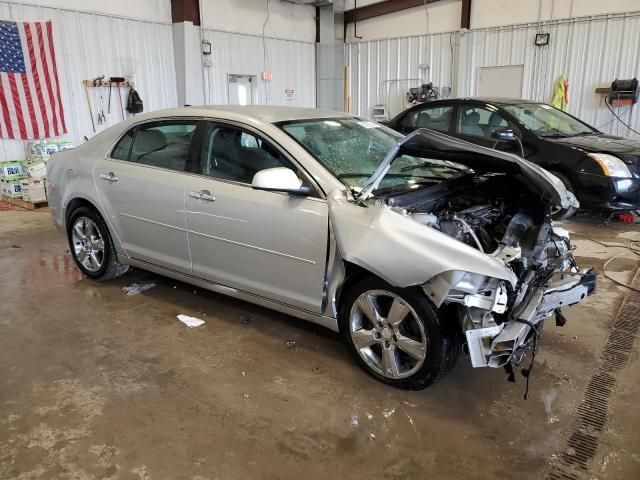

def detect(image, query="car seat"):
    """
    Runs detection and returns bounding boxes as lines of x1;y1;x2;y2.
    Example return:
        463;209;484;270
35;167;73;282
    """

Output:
461;111;484;136
131;129;167;163
206;128;248;181
488;112;508;136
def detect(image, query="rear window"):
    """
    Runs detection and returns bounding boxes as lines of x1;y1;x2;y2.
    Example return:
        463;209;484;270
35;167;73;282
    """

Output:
111;129;134;160
110;121;198;172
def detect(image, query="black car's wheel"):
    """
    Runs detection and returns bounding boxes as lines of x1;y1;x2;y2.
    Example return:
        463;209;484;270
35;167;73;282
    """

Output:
549;170;578;220
67;206;128;280
340;277;460;390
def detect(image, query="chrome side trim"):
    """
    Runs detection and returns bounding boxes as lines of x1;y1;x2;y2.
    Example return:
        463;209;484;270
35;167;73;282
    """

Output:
120;212;185;232
187;229;316;265
184;210;248;223
123;257;339;332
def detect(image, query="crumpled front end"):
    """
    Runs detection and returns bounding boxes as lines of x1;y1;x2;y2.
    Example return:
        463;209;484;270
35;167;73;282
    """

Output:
329;176;595;375
330;127;595;377
424;223;596;370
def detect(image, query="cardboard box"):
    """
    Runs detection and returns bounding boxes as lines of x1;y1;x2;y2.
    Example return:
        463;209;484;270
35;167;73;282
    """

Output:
1;178;23;198
21;179;47;202
27;162;46;180
28;140;73;160
0;162;23;179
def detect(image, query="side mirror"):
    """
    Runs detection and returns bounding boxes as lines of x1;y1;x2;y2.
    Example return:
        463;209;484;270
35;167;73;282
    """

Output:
252;167;312;196
491;128;517;142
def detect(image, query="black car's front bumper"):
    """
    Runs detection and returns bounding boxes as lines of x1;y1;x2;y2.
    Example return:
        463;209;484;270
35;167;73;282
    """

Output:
577;172;640;211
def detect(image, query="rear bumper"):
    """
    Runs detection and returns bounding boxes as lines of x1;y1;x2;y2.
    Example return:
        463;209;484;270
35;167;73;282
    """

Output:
577;172;640;211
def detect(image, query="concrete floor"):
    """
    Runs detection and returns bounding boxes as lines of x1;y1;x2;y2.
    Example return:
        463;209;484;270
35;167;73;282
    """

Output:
1;208;639;480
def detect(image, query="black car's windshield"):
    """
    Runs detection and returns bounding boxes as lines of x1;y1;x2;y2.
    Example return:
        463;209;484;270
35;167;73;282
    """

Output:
503;103;596;137
279;118;470;194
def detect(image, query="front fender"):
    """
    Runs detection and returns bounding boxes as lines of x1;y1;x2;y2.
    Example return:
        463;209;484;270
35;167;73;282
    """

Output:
328;191;517;288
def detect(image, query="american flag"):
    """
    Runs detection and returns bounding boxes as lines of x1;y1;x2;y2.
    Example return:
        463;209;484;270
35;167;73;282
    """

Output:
0;20;66;140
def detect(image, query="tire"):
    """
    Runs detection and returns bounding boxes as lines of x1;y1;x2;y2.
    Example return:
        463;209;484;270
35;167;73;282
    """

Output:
549;170;578;220
67;206;128;280
339;277;460;390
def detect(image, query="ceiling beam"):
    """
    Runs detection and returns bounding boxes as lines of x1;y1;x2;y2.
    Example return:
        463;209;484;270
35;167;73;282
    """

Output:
461;0;471;29
171;0;200;26
344;0;443;24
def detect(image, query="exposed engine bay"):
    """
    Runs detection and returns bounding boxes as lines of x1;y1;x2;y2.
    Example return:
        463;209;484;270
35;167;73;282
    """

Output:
381;173;596;373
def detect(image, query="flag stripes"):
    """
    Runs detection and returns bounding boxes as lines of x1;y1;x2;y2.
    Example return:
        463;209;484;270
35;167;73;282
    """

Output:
0;20;66;140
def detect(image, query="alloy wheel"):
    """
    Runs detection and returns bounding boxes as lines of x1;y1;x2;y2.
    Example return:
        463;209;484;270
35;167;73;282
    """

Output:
349;289;427;379
71;217;105;273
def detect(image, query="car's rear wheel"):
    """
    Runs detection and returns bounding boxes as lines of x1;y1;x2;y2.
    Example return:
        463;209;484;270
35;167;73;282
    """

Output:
340;277;459;390
67;206;128;280
550;170;578;220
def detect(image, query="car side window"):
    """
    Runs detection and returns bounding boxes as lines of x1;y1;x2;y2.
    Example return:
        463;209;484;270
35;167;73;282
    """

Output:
200;123;297;184
127;121;198;171
456;106;509;139
401;106;454;132
111;129;135;160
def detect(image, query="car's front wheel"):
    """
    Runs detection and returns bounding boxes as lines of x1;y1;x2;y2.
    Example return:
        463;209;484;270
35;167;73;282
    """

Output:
340;277;459;390
550;170;578;220
67;206;128;280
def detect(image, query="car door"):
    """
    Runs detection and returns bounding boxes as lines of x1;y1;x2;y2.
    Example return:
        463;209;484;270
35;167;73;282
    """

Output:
184;121;329;313
93;119;200;273
395;103;456;135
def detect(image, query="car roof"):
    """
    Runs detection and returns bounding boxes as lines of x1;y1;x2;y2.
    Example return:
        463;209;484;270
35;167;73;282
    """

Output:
446;97;541;105
182;105;354;123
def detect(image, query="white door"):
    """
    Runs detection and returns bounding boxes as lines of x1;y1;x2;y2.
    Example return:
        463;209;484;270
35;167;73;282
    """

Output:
228;75;254;105
477;65;524;98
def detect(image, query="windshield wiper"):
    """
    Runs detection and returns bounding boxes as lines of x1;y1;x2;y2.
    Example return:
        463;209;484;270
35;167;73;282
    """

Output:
400;162;470;173
540;132;570;138
568;131;598;137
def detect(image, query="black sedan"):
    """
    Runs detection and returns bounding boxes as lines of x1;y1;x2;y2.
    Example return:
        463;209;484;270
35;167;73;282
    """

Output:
385;98;640;215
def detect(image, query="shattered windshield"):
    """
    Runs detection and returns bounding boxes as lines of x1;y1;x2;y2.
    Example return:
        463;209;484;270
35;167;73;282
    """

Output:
279;118;470;194
503;103;596;137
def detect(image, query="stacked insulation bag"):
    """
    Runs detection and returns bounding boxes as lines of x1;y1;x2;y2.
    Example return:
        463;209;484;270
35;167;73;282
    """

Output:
0;140;73;202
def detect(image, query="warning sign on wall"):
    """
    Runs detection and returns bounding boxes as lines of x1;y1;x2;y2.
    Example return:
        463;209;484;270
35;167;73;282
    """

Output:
284;88;295;101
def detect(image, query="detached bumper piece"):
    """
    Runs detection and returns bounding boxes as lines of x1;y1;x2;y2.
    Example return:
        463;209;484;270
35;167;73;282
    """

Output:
466;269;596;369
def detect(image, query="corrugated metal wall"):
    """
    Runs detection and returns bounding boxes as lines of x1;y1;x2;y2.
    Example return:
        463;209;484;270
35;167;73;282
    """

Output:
458;11;640;139
345;33;454;119
202;29;315;108
0;1;177;161
347;11;640;139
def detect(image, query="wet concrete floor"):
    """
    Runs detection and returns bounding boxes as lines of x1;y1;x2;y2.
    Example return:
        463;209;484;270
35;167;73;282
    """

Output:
1;208;639;479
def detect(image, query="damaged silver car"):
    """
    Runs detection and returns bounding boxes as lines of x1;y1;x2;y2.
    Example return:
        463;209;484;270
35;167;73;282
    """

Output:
48;106;596;390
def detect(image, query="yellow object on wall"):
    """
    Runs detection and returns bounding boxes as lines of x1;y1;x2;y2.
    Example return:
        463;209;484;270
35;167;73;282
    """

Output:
551;75;569;111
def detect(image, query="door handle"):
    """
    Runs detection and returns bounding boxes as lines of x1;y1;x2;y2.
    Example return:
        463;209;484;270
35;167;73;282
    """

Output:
99;172;118;182
189;190;216;202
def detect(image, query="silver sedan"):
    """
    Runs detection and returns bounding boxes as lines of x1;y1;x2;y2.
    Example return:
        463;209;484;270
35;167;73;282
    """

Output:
47;106;595;390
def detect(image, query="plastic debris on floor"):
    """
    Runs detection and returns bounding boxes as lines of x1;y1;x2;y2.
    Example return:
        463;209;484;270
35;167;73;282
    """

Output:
122;283;155;296
616;212;636;223
176;314;205;328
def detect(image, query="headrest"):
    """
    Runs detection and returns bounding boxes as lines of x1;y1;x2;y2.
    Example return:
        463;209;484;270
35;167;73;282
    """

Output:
212;128;240;150
488;112;505;127
136;129;167;152
464;111;480;124
416;111;432;127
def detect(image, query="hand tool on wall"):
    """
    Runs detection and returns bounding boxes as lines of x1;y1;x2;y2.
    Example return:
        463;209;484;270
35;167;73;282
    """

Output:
97;95;106;125
84;82;95;133
87;76;105;130
110;77;126;120
108;82;112;114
